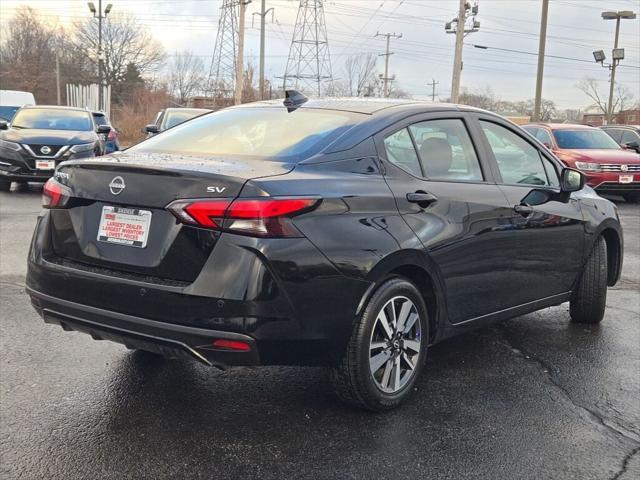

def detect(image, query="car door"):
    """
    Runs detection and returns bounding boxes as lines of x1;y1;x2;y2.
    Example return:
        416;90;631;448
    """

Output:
375;112;516;324
472;115;586;306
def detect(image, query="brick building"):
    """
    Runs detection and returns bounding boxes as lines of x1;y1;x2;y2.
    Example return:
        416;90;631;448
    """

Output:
583;109;640;127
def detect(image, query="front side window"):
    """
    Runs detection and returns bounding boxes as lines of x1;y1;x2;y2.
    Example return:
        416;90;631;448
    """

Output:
603;128;623;143
480;121;550;186
383;128;422;177
11;108;93;131
534;128;553;147
131;107;363;162
553;129;621;150
621;130;639;144
409;119;483;181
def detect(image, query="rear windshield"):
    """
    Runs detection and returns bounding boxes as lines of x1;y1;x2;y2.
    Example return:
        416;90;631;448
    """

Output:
553;129;621;150
131;107;363;161
11;108;93;131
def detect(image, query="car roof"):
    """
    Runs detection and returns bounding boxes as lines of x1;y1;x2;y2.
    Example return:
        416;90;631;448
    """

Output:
20;105;90;113
165;108;211;114
239;97;466;115
601;124;640;130
525;123;595;130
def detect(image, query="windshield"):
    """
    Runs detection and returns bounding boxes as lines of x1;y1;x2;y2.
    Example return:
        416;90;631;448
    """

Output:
92;113;109;126
163;110;207;129
0;106;20;121
11;108;93;131
553;129;621;150
131;107;362;162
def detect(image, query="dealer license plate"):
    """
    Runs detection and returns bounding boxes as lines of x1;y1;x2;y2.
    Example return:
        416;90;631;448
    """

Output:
36;160;55;170
619;175;634;184
97;206;152;248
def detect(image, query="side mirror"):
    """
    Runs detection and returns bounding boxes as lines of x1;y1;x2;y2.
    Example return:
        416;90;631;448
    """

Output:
0;120;8;130
144;124;159;134
561;168;585;193
96;125;111;134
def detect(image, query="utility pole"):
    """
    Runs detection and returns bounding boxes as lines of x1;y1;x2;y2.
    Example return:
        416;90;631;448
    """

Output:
55;52;61;105
376;32;402;97
533;0;549;122
235;0;249;105
88;2;112;111
607;16;621;123
446;1;480;103
253;0;274;100
427;79;439;101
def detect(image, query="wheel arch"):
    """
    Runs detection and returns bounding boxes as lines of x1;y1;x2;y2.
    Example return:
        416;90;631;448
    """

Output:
357;249;447;343
599;226;623;286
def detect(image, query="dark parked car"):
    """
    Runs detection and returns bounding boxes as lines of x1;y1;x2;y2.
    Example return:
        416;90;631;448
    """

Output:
92;111;120;154
0;106;110;191
26;95;623;411
601;125;640;153
523;123;640;203
144;107;210;136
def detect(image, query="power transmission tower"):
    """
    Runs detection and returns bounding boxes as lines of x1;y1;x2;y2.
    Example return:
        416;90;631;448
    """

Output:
376;32;402;98
446;1;480;103
427;79;439;101
208;0;238;98
282;0;333;96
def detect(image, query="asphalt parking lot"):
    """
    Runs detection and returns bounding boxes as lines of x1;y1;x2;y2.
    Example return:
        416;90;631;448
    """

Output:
1;185;638;480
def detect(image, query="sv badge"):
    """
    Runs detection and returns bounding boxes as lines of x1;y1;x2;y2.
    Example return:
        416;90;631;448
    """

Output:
207;186;227;193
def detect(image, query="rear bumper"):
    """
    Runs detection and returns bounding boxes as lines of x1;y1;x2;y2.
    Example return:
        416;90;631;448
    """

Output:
27;287;260;367
26;212;370;366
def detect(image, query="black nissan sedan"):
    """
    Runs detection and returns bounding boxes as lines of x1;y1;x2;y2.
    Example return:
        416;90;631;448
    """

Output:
26;93;623;411
0;106;110;191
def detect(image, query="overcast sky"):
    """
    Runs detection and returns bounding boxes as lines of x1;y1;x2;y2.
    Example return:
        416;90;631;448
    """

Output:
1;0;639;109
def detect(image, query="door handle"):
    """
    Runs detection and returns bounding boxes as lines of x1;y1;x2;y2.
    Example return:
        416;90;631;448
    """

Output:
513;204;534;217
406;192;438;207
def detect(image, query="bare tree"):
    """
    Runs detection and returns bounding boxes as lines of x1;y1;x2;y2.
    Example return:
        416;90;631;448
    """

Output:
576;77;635;122
343;54;378;97
73;14;165;103
168;50;205;105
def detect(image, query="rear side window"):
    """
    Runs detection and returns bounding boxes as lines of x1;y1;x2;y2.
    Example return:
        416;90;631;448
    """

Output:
409;119;483;181
480;121;551;186
383;128;422;177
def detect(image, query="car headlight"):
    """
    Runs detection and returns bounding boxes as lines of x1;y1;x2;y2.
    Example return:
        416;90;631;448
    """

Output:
0;139;21;152
70;143;95;153
575;161;601;172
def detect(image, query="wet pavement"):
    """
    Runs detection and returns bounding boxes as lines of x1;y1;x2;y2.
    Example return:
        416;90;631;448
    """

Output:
1;185;638;479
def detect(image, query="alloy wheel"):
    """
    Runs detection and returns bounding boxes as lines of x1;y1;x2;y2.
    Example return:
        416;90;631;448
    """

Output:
369;295;422;394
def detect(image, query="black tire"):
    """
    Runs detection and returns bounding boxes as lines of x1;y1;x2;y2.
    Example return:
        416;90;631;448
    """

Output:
0;179;11;192
623;192;640;203
330;277;429;411
570;236;607;324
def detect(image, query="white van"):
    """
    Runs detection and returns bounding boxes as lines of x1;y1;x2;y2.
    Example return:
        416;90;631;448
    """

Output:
0;90;36;122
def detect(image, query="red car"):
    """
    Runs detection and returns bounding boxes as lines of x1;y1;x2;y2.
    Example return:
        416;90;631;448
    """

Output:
523;123;640;203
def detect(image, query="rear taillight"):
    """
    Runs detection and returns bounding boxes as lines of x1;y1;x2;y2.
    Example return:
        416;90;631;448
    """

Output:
167;197;320;237
42;178;71;208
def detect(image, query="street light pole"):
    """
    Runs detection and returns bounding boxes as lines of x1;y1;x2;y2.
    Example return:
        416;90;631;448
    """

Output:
606;16;621;123
533;0;549;122
600;10;636;124
88;2;112;111
235;0;249;105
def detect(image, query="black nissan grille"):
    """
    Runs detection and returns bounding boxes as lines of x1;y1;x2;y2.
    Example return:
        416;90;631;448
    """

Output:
27;145;63;157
